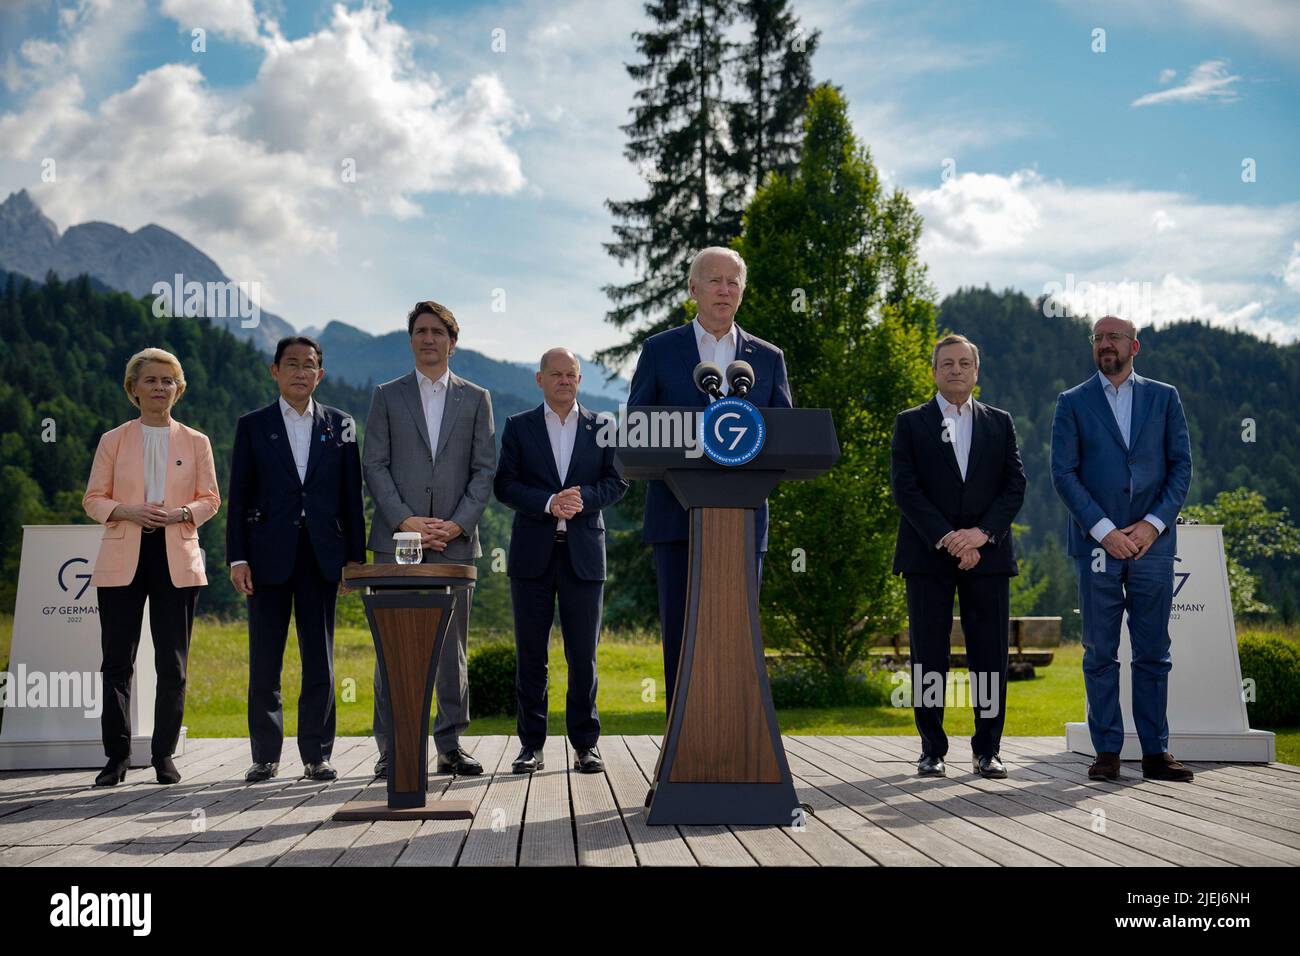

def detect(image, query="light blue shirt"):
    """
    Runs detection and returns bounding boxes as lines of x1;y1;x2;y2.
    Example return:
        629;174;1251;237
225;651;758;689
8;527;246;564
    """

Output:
1088;369;1166;544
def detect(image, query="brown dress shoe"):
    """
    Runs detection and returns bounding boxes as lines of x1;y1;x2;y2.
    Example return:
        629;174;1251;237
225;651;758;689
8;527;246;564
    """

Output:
1088;751;1121;780
1141;752;1194;782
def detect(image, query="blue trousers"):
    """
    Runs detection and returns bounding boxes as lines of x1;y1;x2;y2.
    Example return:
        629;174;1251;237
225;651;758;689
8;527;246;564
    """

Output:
1075;553;1174;755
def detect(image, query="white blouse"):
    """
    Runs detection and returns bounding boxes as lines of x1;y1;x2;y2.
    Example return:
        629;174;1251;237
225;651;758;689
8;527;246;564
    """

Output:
141;424;170;503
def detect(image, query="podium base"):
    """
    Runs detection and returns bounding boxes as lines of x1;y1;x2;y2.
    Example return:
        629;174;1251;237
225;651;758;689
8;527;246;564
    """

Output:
1065;723;1276;762
646;780;801;826
0;728;186;770
332;799;475;821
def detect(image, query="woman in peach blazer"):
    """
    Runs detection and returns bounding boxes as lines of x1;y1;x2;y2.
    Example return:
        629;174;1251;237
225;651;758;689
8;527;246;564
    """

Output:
83;348;220;787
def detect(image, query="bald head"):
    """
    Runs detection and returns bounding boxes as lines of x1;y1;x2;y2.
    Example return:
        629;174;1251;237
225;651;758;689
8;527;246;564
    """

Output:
539;347;580;373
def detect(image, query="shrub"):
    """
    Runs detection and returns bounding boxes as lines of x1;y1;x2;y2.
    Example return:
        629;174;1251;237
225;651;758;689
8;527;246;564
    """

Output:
1238;633;1300;727
766;657;894;709
468;642;517;718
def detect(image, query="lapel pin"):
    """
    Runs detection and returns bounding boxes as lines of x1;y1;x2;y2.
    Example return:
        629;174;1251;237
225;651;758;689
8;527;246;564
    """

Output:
175;459;182;466
271;433;278;439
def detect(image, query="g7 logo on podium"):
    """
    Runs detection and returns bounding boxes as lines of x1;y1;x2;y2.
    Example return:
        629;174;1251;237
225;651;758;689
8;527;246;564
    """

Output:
699;397;766;466
58;557;93;601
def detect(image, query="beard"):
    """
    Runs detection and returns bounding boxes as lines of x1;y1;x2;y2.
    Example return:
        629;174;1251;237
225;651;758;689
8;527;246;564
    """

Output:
1096;351;1130;375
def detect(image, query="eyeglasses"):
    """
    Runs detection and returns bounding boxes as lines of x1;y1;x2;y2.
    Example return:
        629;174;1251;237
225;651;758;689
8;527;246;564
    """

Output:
1088;332;1133;344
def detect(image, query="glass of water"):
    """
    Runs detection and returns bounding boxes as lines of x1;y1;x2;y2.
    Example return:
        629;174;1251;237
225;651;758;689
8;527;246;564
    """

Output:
394;531;423;565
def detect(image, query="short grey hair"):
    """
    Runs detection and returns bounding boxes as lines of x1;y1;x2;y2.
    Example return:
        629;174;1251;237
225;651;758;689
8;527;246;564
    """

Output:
931;334;980;369
688;247;747;293
539;347;580;372
1093;315;1138;338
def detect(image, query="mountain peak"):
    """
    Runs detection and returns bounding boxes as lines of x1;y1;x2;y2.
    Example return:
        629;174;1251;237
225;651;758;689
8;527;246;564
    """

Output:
0;189;61;276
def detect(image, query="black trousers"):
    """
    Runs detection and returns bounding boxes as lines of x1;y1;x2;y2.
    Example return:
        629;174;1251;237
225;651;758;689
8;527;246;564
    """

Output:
904;571;1010;760
96;528;198;761
511;540;603;750
247;526;337;764
653;541;765;715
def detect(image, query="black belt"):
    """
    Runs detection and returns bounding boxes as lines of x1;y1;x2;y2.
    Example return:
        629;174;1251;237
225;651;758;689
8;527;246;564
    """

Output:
554;530;567;543
296;515;308;529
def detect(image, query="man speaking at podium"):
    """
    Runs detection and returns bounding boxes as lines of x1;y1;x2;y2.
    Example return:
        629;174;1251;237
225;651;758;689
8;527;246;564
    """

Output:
628;247;792;714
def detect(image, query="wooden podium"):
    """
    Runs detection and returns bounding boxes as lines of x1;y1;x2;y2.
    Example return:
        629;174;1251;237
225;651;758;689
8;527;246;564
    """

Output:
617;406;839;825
333;563;478;821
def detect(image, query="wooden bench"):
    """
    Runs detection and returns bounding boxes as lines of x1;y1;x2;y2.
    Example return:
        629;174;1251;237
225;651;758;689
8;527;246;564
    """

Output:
871;616;1062;677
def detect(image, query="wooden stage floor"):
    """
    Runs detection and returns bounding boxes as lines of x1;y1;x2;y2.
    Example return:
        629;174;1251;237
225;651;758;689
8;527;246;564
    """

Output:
2;735;1297;867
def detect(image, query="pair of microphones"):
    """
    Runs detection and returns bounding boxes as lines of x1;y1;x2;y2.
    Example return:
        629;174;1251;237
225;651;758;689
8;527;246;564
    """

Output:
693;360;755;400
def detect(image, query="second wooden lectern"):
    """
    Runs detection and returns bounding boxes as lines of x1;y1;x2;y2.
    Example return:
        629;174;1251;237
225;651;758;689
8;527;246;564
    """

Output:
617;405;839;825
333;562;477;821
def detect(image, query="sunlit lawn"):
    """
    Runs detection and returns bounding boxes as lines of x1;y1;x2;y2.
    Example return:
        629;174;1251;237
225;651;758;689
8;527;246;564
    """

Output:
2;614;1296;764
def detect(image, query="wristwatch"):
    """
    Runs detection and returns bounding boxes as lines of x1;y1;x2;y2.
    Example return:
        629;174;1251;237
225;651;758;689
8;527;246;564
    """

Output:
181;506;193;524
979;527;996;545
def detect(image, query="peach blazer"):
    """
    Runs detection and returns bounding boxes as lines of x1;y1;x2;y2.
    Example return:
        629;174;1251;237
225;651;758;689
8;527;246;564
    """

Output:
82;419;222;588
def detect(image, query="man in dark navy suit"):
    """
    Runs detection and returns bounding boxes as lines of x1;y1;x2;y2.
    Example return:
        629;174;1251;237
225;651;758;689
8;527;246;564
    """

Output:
494;348;629;774
890;334;1026;780
627;247;792;714
227;336;366;783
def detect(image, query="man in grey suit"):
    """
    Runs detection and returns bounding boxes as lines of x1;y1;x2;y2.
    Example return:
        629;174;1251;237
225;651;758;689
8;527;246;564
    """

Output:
363;300;497;777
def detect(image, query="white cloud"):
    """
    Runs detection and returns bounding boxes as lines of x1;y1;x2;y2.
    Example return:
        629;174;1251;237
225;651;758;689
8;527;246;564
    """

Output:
1132;59;1241;107
913;170;1300;341
1158;67;1177;84
159;0;261;44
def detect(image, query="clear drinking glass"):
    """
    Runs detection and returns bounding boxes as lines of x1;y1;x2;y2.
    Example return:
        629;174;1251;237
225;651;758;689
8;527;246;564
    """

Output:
394;531;423;565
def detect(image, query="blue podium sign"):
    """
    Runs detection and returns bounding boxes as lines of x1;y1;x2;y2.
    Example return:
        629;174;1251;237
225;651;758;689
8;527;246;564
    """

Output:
699;397;766;466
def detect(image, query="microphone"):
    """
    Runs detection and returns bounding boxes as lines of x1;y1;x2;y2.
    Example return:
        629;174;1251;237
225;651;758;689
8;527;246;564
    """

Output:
725;360;755;399
693;362;724;400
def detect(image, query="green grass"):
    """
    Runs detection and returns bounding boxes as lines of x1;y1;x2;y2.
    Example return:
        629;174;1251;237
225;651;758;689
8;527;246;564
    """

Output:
2;613;1297;764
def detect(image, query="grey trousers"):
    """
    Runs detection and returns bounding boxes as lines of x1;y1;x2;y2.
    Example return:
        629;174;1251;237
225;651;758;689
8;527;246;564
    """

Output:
371;550;472;756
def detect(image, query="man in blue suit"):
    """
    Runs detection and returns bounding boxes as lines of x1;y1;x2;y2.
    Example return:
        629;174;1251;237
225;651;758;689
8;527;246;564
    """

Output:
627;247;792;713
1050;315;1194;783
227;336;367;783
494;348;629;775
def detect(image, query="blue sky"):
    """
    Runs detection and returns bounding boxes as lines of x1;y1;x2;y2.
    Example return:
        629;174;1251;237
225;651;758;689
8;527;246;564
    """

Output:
1;0;1297;366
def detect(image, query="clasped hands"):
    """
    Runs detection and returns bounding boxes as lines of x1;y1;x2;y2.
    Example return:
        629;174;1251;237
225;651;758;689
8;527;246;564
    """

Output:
1100;520;1159;561
113;502;186;529
943;528;989;571
549;486;583;520
399;515;464;552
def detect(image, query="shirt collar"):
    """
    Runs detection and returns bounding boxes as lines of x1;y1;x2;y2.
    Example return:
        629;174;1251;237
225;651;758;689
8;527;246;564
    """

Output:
935;392;974;416
544;401;580;425
416;367;451;391
693;316;737;349
279;395;315;421
1096;368;1135;393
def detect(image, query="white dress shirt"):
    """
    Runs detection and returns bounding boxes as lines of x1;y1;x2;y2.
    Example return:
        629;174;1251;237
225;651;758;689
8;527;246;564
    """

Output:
417;366;451;458
543;402;580;530
694;316;738;398
141;423;170;503
1087;369;1166;544
280;395;315;485
936;392;974;481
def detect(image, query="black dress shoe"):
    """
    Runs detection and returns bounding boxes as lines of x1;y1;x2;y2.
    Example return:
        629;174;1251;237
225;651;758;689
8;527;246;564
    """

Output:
436;748;483;775
244;762;279;782
917;754;946;777
1142;751;1194;782
374;753;388;779
1088;751;1122;781
973;754;1007;779
303;761;337;781
573;747;604;774
512;747;544;774
151;755;181;784
94;757;130;787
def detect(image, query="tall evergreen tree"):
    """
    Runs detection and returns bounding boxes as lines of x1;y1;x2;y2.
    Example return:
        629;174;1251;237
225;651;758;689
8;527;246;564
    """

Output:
722;0;820;236
736;84;937;683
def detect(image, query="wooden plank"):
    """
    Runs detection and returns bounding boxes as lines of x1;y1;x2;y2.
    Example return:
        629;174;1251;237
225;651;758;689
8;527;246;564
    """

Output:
396;735;510;867
598;735;696;867
625;734;757;867
458;736;530;867
520;736;577;867
569;740;638;867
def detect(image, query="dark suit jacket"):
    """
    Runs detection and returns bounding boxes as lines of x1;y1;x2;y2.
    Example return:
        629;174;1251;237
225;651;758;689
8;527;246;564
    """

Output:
226;399;367;585
890;397;1026;576
627;321;793;549
1050;371;1192;559
494;403;629;581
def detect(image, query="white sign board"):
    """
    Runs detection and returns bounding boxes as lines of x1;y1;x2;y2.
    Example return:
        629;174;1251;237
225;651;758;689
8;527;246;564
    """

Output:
1067;524;1276;761
0;525;185;769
